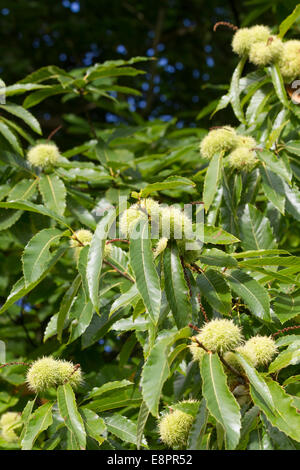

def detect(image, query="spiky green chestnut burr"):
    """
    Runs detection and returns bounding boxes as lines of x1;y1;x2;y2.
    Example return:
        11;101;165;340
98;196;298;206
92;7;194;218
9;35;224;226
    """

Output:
159;206;193;240
199;126;238;160
196;319;243;353
232;27;252;56
70;229;93;248
26;357;59;392
0;412;22;442
189;340;206;362
232;25;271;56
228;147;258;171
104;242;112;258
154;237;168;258
119;198;159;237
158;407;194;449
26;356;82;393
238;335;277;367
27;143;60;168
236;135;257;149
55;359;82;389
139;197;160;219
70;229;93;261
223;351;244;372
249;37;283;66
119;207;144;237
235;344;257;366
279;40;300;82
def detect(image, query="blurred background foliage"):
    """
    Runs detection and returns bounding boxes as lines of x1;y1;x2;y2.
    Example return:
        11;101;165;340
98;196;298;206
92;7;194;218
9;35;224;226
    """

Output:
1;0;299;137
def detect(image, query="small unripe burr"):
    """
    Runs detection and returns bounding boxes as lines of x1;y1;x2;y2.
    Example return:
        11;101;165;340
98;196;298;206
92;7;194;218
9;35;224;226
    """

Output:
26;356;59;392
159;206;193;240
119;207;145;237
235;344;257;366
199;126;237;160
70;229;93;247
70;229;93;261
154;237;168;258
0;412;22;442
55;359;82;389
232;25;271;56
249;37;283;67
196;319;243;353
279;40;300;82
238;335;278;367
189;339;206;362
223;351;244;372
104;242;112;258
26;356;82;393
236;135;257;149
140;197;160;220
27;143;60;168
228;147;258;171
119;198;159;237
158;404;195;449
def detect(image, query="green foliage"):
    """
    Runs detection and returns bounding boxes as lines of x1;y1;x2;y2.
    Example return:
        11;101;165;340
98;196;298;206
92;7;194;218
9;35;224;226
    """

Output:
0;7;300;452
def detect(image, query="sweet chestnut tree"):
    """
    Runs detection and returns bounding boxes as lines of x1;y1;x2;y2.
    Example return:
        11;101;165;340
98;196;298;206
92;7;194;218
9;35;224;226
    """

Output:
0;6;300;451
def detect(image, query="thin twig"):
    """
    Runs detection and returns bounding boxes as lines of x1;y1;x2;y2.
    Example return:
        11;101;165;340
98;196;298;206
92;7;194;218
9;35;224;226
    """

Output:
180;257;193;298
191;262;204;274
70;234;85;247
64;364;81;384
106;239;129;244
103;260;134;283
0;362;30;369
218;353;248;383
213;21;238;32
197;294;209;323
188;323;201;332
192;336;210;353
47;125;62;141
272;325;300;338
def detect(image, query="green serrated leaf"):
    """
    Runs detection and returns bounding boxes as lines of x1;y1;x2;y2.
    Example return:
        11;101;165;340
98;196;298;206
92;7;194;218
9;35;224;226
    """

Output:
39;173;66;216
196;269;231;315
129;218;161;324
21;403;53;450
0;120;23;155
136;401;150;450
240;204;276;251
201;353;241;450
141;327;190;416
187;398;209;450
86;210;116;313
79;408;106;445
0;247;66;315
140;176;195;198
57;274;82;342
225;270;270;321
163;243;192;328
22;228;64;286
0;102;42;134
203;153;222;212
105;414;146;447
279;4;300;38
57;383;86;450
